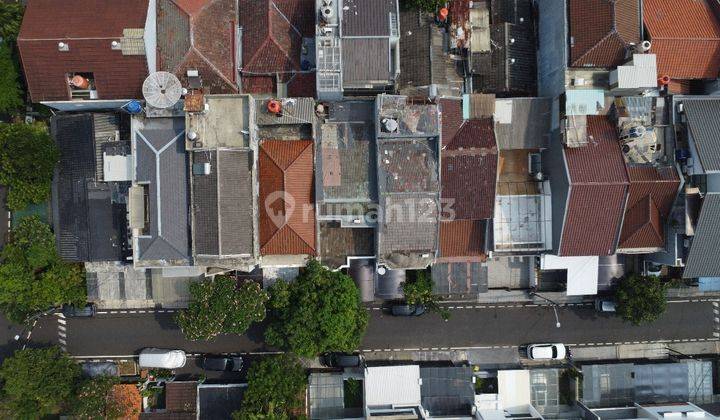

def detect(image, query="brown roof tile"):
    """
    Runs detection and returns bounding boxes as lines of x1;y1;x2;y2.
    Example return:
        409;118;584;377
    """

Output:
259;140;316;255
560;116;629;256
644;0;720;79
618;165;680;249
442;118;498;220
165;382;197;413
440;98;463;147
18;0;149;102
240;0;314;94
439;220;486;258
568;0;640;68
157;0;238;94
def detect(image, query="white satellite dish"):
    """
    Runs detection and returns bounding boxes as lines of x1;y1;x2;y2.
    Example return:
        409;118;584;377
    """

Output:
142;71;182;109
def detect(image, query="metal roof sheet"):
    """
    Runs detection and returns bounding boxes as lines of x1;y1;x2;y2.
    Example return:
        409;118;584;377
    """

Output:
684;194;720;278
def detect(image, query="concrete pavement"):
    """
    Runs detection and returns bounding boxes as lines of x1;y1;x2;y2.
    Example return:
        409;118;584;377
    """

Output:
47;300;718;362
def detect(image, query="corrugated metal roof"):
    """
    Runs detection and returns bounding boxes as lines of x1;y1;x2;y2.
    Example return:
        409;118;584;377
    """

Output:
341;0;396;37
494;97;552;150
684;194;720;278
682;99;720;172
365;366;421;407
342;38;391;84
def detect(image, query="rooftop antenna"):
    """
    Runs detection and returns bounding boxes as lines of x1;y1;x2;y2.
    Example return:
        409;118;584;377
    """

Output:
142;71;182;109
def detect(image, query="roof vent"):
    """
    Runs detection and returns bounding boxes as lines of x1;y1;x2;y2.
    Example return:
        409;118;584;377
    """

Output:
188;131;198;141
382;118;399;133
111;40;121;50
58;42;69;51
321;5;334;22
641;40;651;52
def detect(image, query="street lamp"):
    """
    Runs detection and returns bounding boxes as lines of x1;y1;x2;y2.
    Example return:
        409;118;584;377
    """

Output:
531;292;562;329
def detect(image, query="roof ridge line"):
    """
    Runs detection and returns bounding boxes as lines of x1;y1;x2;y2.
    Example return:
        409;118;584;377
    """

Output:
242;37;272;72
571;31;617;66
191;47;238;90
285;140;314;170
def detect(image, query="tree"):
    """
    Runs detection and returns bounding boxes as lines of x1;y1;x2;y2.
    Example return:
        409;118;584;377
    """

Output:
176;276;268;341
0;122;59;210
265;260;368;357
401;0;444;12
0;2;23;43
73;377;141;420
0;346;81;418
0;42;22;115
234;355;306;419
0;216;86;322
403;270;449;320
616;273;668;325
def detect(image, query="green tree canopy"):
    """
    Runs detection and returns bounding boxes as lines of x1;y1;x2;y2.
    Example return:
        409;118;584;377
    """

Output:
72;376;140;419
616;273;668;325
0;123;59;210
0;2;23;43
403;270;449;320
176;276;269;341
0;347;81;418
0;42;22;115
0;216;86;322
234;354;306;419
265;260;368;357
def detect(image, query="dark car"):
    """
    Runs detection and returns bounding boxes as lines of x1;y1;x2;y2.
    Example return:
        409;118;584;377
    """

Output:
202;356;243;372
320;353;364;368
391;304;426;316
62;303;96;317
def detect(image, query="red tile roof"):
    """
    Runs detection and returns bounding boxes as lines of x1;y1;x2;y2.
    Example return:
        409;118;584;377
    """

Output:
618;165;680;249
442;118;498;220
644;0;720;79
560;116;629;256
439;220;487;258
240;0;315;95
259;140;316;255
568;0;640;68
158;0;238;94
18;0;149;102
440;98;463;147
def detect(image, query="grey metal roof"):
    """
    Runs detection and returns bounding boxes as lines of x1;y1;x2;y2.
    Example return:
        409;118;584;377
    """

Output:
197;385;245;420
432;262;488;294
135;119;191;264
684;193;720;278
341;0;396;37
419;367;475;417
192;150;253;257
52;114;124;262
494;97;552;150
582;361;713;407
342;38;391;85
683;99;720;172
254;98;316;126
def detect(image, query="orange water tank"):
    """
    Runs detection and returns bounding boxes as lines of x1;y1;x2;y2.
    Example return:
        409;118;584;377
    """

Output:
267;99;282;114
70;75;89;89
658;75;671;86
438;7;449;21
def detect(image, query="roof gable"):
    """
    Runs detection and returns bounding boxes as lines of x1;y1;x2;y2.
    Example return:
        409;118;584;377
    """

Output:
643;0;720;79
158;0;238;93
569;0;640;68
259;140;316;255
618;194;663;249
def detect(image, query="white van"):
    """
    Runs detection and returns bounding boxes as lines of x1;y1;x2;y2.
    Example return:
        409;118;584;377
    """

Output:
139;348;187;369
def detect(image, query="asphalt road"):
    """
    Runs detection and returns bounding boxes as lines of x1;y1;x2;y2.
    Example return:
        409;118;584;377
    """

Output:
52;301;716;358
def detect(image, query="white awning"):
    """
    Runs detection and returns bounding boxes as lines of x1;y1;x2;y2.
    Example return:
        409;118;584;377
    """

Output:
364;365;421;407
541;254;599;296
497;370;531;410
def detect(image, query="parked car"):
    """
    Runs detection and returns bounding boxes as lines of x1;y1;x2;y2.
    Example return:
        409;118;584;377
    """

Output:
527;343;567;360
391;304;426;316
62;303;96;317
320;353;364;368
139;348;187;369
594;299;617;313
202;356;243;372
